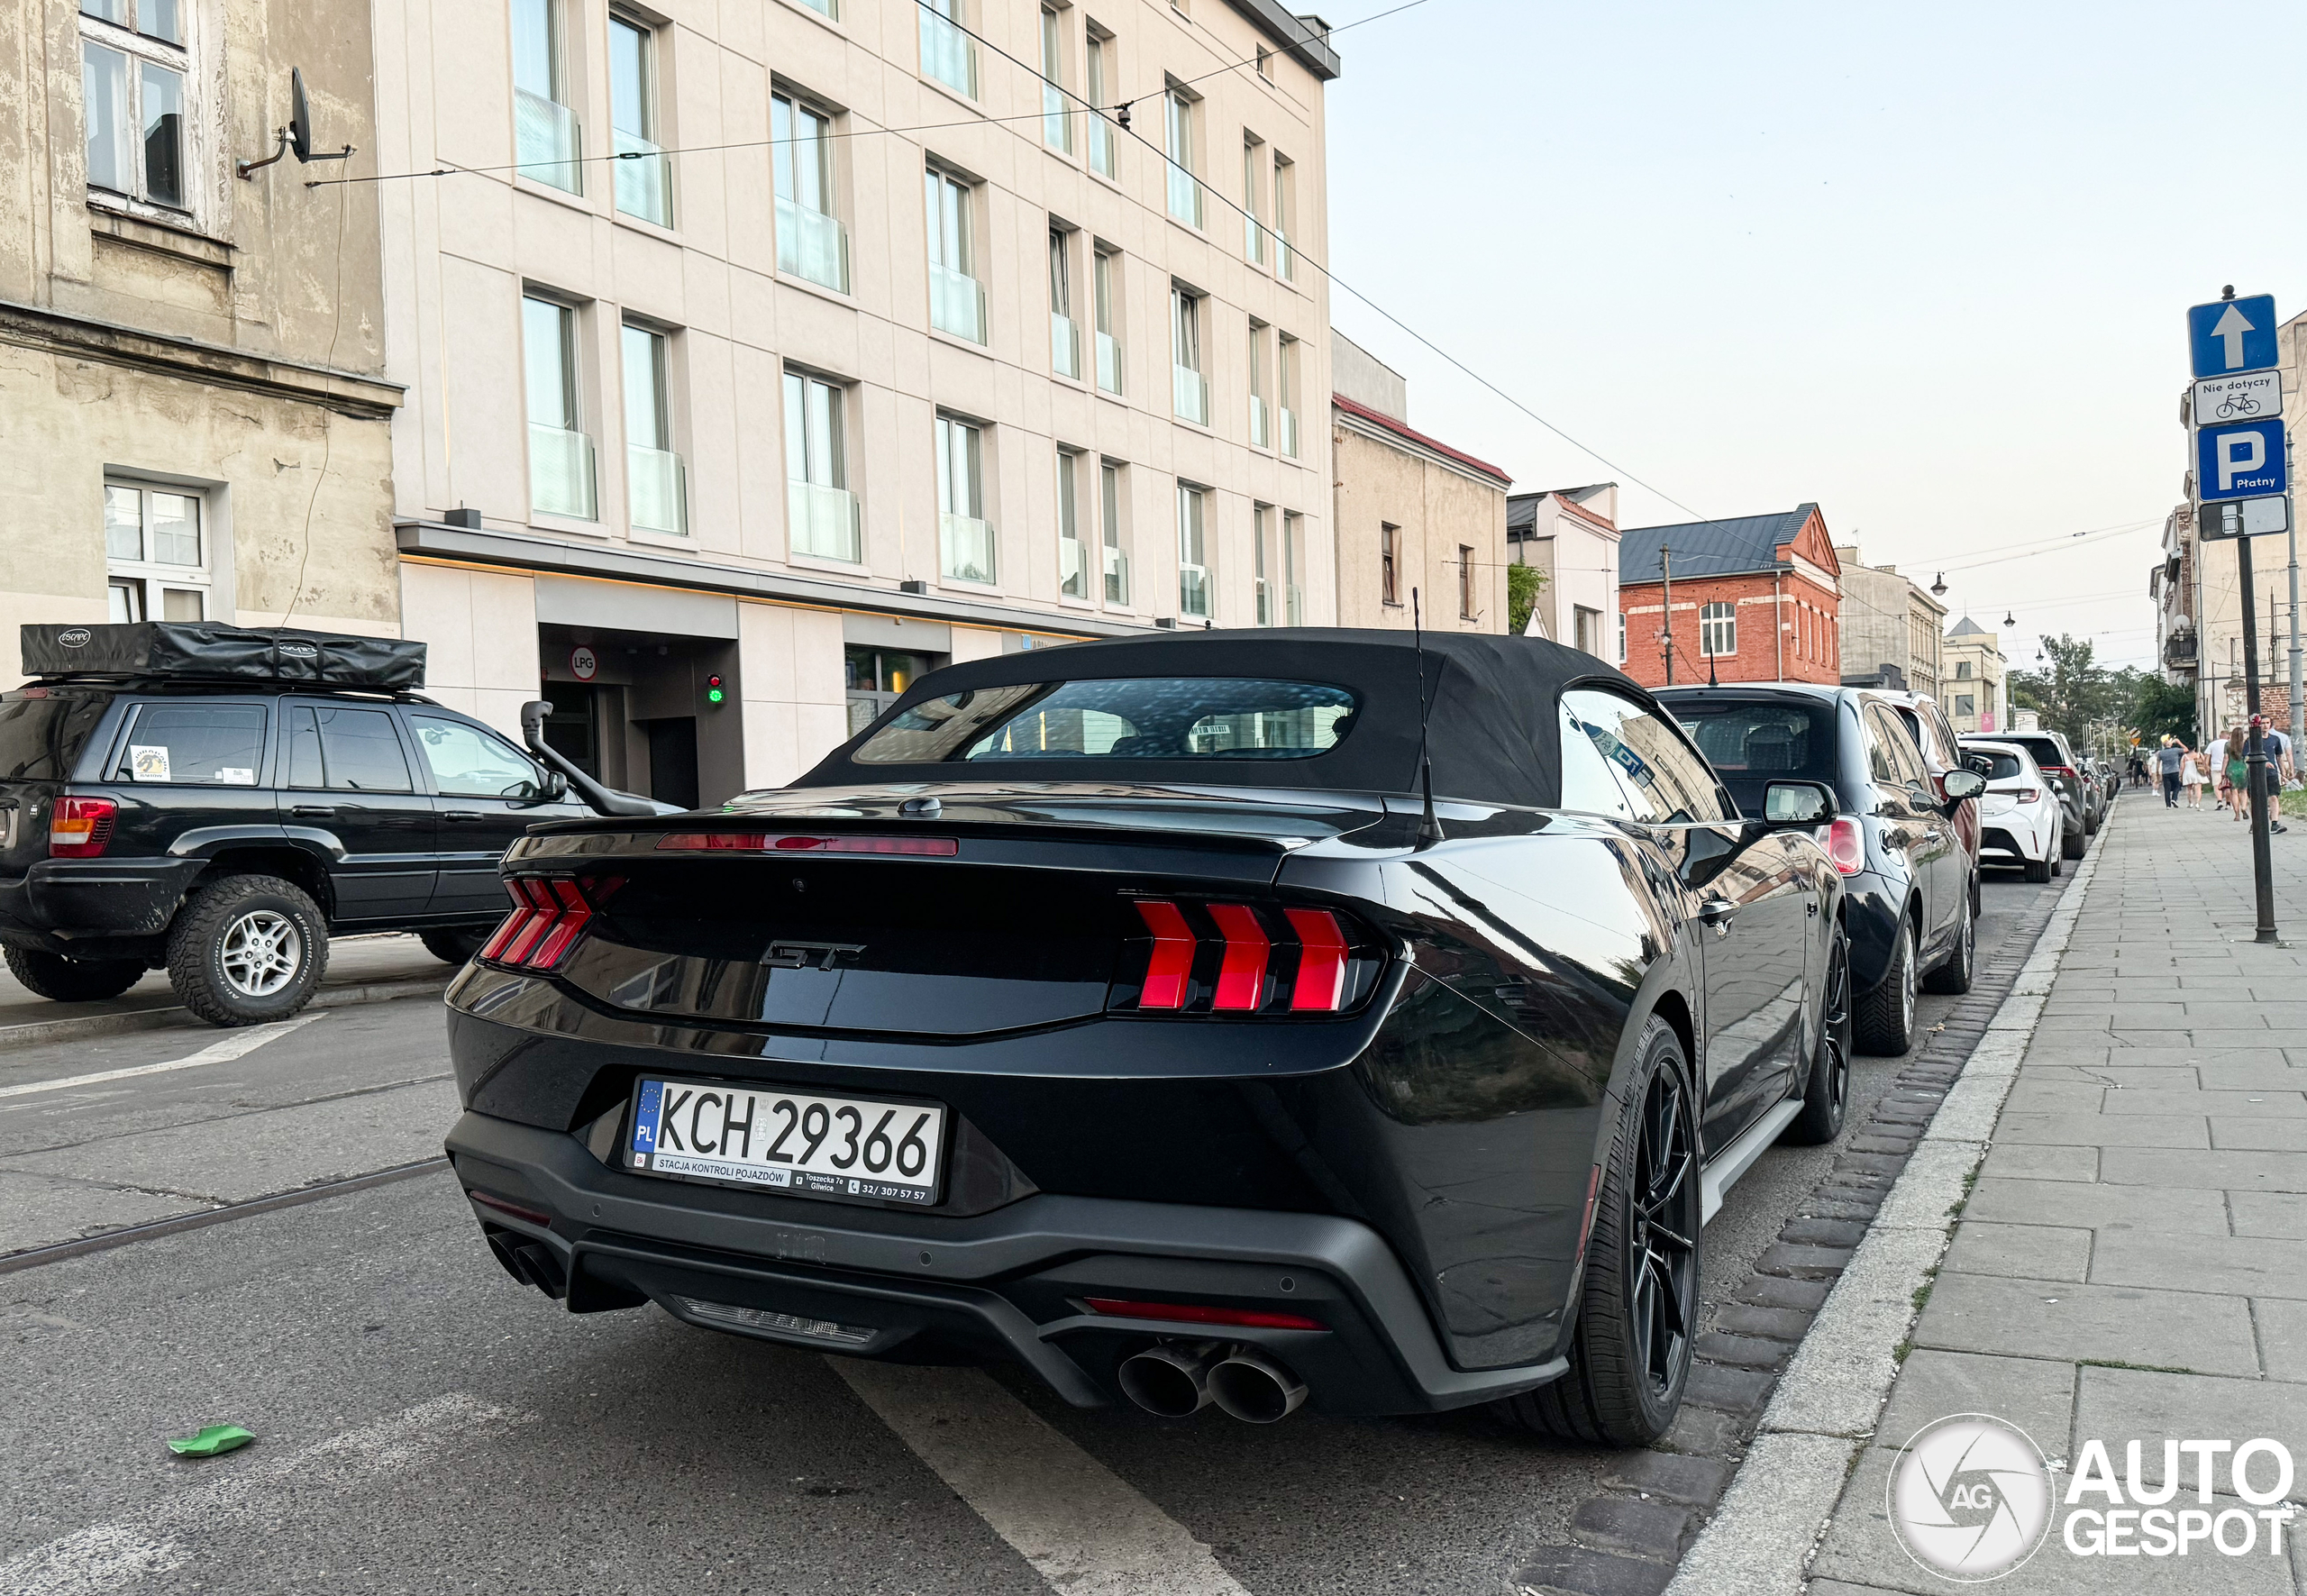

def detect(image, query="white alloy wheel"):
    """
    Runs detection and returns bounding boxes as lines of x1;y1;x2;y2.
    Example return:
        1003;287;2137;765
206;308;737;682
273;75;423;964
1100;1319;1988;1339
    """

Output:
219;908;304;998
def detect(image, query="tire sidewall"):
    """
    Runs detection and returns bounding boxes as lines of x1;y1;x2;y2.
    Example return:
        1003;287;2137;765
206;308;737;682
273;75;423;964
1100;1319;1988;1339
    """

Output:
1601;1022;1699;1436
171;878;325;1025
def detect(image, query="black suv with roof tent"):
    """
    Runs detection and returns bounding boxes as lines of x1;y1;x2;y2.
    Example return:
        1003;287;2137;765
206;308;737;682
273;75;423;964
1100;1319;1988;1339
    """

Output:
0;622;650;1026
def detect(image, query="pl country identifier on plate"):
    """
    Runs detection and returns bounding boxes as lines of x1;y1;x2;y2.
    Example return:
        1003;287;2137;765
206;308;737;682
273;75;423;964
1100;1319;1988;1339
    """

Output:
629;1076;946;1205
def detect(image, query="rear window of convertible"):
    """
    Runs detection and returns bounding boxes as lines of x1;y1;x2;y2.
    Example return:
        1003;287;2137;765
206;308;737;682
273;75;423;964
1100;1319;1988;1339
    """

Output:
853;677;1358;764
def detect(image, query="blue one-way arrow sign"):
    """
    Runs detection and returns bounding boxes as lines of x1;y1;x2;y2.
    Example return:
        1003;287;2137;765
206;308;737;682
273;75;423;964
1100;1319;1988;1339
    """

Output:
2189;295;2279;378
2196;418;2287;502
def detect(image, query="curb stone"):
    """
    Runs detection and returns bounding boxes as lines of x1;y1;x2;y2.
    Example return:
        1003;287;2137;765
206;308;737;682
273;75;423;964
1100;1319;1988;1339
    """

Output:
0;973;451;1051
1512;823;2102;1596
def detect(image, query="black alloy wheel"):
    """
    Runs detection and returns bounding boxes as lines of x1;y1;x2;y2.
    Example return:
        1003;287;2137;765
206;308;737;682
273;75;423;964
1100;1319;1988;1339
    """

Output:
1923;884;1974;995
1785;927;1853;1145
1496;1017;1699;1446
1854;917;1917;1055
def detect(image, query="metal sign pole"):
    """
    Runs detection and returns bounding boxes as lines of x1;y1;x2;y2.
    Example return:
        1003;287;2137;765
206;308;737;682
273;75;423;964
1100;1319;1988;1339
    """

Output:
2289;485;2302;759
2239;529;2280;942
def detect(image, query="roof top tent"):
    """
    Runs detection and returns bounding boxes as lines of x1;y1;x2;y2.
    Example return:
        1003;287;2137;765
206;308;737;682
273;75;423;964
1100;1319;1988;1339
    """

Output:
21;623;426;692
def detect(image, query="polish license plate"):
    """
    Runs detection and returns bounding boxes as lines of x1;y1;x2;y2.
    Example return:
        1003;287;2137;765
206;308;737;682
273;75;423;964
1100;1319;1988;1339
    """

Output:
626;1077;946;1206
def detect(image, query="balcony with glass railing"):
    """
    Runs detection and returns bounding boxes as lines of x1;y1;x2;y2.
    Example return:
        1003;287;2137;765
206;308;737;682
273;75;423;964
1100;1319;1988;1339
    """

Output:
1096;331;1122;394
1254;576;1273;626
1172;365;1208;425
516;89;582;194
1052;312;1081;380
931;262;985;343
920;10;977;97
628;444;687;534
1249;393;1270;449
1104;543;1129;606
1166;163;1202;227
1179;565;1209;619
1276;232;1295;282
1088;115;1114;178
778;196;850;292
1286;584;1303;625
614;131;670;226
1245;214;1265;265
940;513;996;584
530;424;596;519
1043;82;1071;152
1279;405;1299;458
1059;535;1087;599
788;479;861;563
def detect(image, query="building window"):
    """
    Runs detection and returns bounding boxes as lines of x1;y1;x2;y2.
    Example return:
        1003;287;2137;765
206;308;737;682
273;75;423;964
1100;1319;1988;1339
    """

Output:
1276;333;1301;457
774;91;848;291
1170;283;1208;424
1247;319;1270;447
1163;82;1200;226
846;646;943;736
1100;458;1129;606
1084;23;1117;178
1093;243;1123;394
1381;524;1400;607
1048;226;1081;379
796;0;835;14
936;413;993;584
524;294;595;519
608;15;670;225
1039;5;1072;152
1242;135;1265;264
1281;511;1304;625
621;323;685;535
1617;609;1628;664
1253;504;1274;625
784;369;858;562
1272;153;1296;280
1458;545;1476;620
919;0;976;97
512;0;580;193
80;0;192;213
925;165;984;342
1255;43;1272;80
1052;448;1089;599
1177;483;1208;618
1956;659;1973;679
104;483;205;622
1955;693;1975;717
1700;600;1736;658
1574;605;1602;657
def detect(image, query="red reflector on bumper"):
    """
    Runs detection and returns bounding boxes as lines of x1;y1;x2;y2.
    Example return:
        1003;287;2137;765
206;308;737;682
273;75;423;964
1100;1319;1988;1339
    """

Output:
467;1189;552;1227
1134;899;1196;1008
1283;908;1349;1010
656;832;958;855
1206;903;1271;1010
1083;1297;1323;1331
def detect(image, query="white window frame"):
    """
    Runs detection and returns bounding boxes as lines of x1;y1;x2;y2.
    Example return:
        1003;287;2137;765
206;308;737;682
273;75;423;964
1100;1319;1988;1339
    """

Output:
1176;481;1209;618
104;479;211;623
1242;133;1264;264
607;12;670;226
1163;79;1201;226
1056;446;1088;600
1099;456;1130;606
79;0;199;223
1083;22;1117;178
1700;600;1737;658
1092;242;1123;394
1039;4;1072;153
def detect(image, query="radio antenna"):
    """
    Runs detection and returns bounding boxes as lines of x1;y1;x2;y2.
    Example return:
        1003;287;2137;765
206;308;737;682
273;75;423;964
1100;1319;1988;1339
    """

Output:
1411;588;1442;850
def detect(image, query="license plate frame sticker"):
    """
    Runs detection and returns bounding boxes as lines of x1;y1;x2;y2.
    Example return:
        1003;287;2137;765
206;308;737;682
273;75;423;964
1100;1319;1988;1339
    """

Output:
626;1077;947;1207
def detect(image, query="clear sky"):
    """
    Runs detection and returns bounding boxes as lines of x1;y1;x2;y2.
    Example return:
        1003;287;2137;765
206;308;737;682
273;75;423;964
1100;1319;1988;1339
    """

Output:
1320;0;2307;672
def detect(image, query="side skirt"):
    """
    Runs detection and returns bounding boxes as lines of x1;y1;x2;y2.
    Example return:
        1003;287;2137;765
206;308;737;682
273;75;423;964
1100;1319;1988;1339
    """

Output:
1698;1096;1806;1225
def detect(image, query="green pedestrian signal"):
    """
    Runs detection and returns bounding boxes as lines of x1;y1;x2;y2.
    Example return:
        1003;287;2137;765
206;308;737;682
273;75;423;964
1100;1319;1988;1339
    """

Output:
704;673;725;706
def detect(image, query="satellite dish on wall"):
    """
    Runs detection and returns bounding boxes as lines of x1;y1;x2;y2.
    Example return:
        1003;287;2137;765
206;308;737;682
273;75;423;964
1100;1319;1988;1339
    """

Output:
288;68;315;162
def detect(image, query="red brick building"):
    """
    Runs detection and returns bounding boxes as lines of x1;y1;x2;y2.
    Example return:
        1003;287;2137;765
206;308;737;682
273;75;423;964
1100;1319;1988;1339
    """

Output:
1616;504;1842;689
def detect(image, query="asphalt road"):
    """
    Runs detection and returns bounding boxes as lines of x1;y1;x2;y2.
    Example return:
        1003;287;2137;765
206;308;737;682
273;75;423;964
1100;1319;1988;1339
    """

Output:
0;862;2066;1596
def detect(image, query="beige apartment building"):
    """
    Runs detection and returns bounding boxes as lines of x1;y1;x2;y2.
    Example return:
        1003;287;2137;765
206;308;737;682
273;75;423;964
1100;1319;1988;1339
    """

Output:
370;0;1339;804
1329;332;1510;632
1509;484;1619;660
1942;616;2006;735
0;0;397;643
1834;543;1946;697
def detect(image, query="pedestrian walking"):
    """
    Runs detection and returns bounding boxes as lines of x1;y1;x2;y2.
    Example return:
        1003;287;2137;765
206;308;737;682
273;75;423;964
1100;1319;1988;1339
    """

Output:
2181;743;2205;808
2156;735;2184;807
2257;719;2290;834
2224;727;2250;821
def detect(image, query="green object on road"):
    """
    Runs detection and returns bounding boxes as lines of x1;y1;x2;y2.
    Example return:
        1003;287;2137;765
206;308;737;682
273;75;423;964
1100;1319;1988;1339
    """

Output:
166;1424;254;1457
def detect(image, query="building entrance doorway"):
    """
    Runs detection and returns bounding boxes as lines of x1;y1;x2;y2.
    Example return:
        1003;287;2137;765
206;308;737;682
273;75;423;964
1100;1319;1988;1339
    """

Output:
646;717;700;810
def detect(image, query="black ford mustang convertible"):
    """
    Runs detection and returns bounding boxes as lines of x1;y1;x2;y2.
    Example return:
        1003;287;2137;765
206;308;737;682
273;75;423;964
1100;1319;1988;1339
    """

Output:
443;631;1850;1445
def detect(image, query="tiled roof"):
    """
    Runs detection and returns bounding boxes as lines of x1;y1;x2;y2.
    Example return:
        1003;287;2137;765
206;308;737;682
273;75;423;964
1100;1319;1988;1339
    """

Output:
1619;505;1819;584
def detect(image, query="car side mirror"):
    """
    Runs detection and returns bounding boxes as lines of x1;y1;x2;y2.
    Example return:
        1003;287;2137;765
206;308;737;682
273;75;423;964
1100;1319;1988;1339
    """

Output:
1762;780;1836;826
1941;768;1986;803
543;769;569;802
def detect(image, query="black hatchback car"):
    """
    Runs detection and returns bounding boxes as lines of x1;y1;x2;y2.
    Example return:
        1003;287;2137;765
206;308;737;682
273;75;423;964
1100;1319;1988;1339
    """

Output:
1660;685;1983;1056
0;622;596;1025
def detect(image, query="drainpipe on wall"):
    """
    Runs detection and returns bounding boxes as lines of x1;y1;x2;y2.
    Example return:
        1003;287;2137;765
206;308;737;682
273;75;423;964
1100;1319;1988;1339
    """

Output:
1774;570;1785;680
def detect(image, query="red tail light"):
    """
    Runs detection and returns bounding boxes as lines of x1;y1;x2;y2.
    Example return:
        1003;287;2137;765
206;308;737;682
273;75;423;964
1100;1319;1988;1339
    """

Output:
49;796;116;859
497;877;561;965
1823;816;1865;875
1284;909;1349;1010
1207;902;1271;1010
656;832;957;856
2014;787;2040;803
1082;1297;1324;1331
1134;899;1197;1009
479;876;616;972
1120;900;1366;1017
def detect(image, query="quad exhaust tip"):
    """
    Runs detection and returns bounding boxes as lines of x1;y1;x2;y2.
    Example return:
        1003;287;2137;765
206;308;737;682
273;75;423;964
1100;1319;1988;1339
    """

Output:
1118;1342;1307;1423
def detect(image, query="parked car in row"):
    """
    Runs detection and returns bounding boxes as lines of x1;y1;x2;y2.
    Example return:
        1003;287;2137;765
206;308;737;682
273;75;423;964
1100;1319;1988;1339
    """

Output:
0;622;659;1026
1990;729;2092;859
1663;683;1983;1057
1877;689;1984;889
1958;738;2063;883
444;632;1856;1446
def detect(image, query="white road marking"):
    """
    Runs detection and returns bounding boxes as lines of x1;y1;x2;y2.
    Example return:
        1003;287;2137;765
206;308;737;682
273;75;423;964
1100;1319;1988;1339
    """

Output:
0;1391;528;1596
834;1362;1252;1596
0;1014;326;1102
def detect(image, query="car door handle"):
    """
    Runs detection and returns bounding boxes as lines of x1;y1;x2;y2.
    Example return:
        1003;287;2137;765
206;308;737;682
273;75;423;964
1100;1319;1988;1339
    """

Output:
442;811;487;822
289;805;334;818
1699;898;1737;928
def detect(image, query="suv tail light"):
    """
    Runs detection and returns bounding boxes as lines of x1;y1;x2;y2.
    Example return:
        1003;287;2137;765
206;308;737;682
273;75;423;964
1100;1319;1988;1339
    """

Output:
479;875;619;972
1117;899;1377;1016
50;796;116;859
1821;816;1865;875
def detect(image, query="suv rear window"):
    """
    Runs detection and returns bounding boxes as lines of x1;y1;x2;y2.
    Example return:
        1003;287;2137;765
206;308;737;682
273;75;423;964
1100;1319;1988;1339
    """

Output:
1970;750;2024;780
853;678;1358;764
2003;736;2068;771
112;703;267;787
0;690;110;780
1667;698;1839;812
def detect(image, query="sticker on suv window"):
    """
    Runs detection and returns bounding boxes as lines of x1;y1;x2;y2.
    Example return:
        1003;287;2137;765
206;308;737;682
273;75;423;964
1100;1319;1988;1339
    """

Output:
129;745;170;781
215;767;255;785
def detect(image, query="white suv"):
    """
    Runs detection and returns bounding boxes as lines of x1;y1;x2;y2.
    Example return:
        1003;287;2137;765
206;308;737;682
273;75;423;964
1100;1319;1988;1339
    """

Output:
1960;738;2062;883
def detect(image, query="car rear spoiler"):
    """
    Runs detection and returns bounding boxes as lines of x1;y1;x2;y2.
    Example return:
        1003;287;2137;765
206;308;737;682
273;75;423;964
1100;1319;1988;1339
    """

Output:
521;700;664;818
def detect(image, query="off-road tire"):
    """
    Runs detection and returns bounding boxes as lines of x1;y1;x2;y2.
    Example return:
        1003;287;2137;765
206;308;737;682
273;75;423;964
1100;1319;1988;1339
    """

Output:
1492;1016;1697;1446
1784;926;1852;1145
420;927;488;965
1854;917;1917;1056
3;946;145;1002
1922;885;1974;995
2024;852;2053;884
166;874;328;1027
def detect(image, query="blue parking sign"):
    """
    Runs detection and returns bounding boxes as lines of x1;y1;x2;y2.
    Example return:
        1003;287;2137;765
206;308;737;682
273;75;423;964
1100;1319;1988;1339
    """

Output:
2189;296;2279;378
2197;420;2287;502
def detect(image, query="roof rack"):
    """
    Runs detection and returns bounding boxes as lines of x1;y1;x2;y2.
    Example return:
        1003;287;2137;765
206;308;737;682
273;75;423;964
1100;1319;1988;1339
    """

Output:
21;623;425;691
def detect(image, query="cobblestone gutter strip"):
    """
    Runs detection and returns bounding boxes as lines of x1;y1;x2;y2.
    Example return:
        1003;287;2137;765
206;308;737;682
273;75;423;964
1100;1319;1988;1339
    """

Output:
1513;844;2099;1596
1654;840;2105;1596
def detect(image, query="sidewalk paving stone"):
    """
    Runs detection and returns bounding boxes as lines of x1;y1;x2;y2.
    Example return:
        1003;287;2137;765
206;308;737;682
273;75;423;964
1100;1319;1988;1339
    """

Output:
1962;1175;2230;1234
1996;1111;2211;1147
2102;1147;2307;1190
2226;1191;2307;1239
1869;1348;2075;1458
2071;1366;2307;1499
1912;1272;2259;1375
2089;1230;2307;1299
1940;1221;2091;1281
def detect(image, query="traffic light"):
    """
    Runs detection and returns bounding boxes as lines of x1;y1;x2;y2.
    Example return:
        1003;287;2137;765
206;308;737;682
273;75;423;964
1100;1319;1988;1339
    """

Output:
704;672;725;707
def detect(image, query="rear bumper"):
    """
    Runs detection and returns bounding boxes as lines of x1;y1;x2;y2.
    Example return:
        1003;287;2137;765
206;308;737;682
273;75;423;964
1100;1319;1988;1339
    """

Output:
0;856;201;948
445;1108;1567;1418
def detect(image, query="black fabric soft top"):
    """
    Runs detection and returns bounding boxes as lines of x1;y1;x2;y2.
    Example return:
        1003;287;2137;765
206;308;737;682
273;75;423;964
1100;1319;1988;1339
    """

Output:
795;627;1646;809
21;623;426;690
